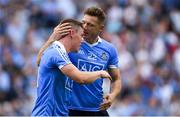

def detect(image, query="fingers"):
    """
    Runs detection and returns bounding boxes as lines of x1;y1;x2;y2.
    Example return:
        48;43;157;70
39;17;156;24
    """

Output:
107;76;112;80
57;25;72;31
57;23;72;30
103;95;109;99
104;74;112;81
59;32;70;37
99;101;111;110
52;23;72;40
101;71;112;80
54;26;71;33
58;29;71;34
99;94;112;110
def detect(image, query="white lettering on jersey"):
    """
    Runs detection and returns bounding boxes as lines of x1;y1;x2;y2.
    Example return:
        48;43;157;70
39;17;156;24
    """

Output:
87;51;97;60
78;59;104;71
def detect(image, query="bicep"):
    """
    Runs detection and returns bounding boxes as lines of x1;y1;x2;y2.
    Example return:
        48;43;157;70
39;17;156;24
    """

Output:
108;68;120;81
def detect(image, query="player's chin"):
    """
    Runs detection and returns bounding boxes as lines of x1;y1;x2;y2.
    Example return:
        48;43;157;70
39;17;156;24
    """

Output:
73;48;80;53
83;35;89;39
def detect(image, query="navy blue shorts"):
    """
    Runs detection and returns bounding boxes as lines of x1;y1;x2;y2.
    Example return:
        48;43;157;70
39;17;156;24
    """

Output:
69;109;109;116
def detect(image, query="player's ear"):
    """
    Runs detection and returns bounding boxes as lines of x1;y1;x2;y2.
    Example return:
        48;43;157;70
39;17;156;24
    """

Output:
99;24;104;32
69;29;75;39
69;29;75;36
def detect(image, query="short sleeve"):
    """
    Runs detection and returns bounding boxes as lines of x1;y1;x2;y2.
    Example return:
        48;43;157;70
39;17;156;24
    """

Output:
108;47;120;69
51;47;71;70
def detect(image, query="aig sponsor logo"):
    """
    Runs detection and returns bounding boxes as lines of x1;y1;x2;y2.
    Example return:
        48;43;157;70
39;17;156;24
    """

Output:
78;59;104;71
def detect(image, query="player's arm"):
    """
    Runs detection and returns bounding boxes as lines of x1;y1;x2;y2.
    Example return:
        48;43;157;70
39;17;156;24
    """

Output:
100;45;121;110
61;64;112;84
109;68;121;100
100;68;121;110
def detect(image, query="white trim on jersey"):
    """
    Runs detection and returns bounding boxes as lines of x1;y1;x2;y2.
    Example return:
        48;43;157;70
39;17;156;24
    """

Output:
83;36;102;47
53;41;71;69
108;65;119;69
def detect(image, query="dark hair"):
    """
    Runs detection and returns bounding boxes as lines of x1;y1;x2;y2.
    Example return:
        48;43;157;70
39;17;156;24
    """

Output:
84;6;106;24
61;19;82;27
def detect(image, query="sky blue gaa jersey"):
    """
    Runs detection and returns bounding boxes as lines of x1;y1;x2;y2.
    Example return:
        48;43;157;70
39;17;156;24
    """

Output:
68;37;119;111
32;41;73;116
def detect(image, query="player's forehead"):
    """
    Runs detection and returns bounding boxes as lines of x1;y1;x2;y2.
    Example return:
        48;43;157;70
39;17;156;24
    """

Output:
82;15;99;25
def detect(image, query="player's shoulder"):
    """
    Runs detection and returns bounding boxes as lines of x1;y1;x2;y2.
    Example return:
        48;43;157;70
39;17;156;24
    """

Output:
100;38;116;49
42;45;61;61
44;45;57;55
49;42;66;54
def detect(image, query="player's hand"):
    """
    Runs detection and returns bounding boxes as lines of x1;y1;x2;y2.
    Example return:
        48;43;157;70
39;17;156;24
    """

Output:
51;23;72;41
100;71;112;80
56;23;72;37
99;94;113;110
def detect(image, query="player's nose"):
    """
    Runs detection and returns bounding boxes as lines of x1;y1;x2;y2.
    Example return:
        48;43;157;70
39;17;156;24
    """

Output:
83;23;88;30
81;37;84;42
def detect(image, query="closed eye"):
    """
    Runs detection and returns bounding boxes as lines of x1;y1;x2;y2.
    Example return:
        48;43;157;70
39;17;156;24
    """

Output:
82;21;95;27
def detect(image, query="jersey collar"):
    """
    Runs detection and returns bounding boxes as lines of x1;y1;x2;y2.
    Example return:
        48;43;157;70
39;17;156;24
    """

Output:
83;36;102;47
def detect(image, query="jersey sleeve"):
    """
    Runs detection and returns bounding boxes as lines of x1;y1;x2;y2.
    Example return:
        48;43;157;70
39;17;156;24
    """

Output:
51;48;72;70
108;46;120;69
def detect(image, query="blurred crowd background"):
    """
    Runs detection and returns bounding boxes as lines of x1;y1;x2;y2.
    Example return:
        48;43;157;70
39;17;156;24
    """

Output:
0;0;180;116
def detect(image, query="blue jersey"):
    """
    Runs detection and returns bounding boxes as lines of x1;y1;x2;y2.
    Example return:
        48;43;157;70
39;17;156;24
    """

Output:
32;41;73;116
68;37;119;111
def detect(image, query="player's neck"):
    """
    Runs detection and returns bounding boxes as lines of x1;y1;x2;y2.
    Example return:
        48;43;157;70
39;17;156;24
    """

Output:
85;36;98;44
